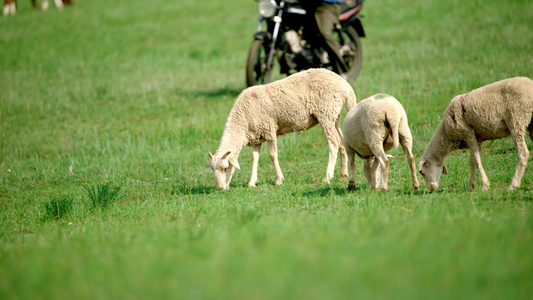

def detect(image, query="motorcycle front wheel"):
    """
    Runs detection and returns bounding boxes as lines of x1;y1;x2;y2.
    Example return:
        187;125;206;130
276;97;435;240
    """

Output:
339;25;363;80
246;39;272;87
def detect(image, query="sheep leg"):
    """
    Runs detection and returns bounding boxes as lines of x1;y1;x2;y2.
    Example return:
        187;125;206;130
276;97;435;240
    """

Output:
403;145;419;190
363;157;376;190
399;128;419;190
324;139;339;183
467;143;482;190
346;145;357;190
248;144;262;188
267;139;284;186
509;132;529;190
4;0;15;15
336;119;349;180
465;134;490;191
370;157;381;190
376;155;389;191
368;137;389;190
320;123;340;183
53;0;64;9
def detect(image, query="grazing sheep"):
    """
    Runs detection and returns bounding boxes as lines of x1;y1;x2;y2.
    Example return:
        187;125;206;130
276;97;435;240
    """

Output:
418;77;533;191
208;68;357;190
343;94;419;191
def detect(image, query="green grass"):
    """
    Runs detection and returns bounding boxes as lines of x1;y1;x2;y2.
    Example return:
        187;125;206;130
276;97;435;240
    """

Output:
1;0;533;299
43;193;74;220
82;180;122;210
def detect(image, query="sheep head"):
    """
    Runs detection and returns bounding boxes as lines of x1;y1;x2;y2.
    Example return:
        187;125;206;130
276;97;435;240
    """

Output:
208;151;240;190
418;159;447;191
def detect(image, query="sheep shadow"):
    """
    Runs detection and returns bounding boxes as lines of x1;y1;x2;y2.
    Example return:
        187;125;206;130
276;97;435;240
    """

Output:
176;87;242;99
171;185;215;195
298;186;349;197
393;189;433;196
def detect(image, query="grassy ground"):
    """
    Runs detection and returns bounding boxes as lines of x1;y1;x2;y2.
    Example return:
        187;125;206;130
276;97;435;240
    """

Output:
1;0;533;299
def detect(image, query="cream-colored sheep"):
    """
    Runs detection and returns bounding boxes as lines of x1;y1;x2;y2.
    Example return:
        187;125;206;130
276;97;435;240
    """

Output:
419;77;533;191
343;94;419;191
208;68;357;190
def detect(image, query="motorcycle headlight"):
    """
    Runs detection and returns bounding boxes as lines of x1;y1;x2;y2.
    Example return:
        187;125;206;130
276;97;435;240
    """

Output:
258;0;276;18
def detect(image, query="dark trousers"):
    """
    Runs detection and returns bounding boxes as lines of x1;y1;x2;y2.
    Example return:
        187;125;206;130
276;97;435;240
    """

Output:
314;3;347;74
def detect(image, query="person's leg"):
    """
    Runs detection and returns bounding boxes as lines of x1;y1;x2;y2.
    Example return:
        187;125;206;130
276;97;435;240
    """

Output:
315;3;347;74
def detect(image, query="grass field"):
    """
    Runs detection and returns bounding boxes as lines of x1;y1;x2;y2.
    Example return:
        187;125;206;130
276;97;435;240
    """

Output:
1;0;533;299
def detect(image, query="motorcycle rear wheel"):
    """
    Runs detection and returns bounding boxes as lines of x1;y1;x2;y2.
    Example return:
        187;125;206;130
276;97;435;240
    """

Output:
246;39;272;87
340;25;363;80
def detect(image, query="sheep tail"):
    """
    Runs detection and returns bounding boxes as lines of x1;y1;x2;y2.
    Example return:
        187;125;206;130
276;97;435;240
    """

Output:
387;112;400;148
345;90;357;112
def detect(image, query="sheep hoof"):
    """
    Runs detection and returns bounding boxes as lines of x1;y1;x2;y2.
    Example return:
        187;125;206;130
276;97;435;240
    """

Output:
508;185;519;191
339;174;348;181
275;177;284;186
347;181;356;191
248;182;257;188
481;184;490;191
413;185;420;190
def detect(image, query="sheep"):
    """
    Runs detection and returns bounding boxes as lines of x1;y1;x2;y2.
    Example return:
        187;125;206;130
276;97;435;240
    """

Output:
342;93;419;191
418;76;533;191
208;68;357;190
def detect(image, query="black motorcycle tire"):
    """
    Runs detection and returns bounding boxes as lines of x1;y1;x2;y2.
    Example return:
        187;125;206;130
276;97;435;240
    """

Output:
340;25;363;80
246;39;272;87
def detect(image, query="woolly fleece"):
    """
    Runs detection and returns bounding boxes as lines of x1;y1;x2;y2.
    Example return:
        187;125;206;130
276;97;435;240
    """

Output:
209;68;357;190
419;76;533;191
343;94;419;190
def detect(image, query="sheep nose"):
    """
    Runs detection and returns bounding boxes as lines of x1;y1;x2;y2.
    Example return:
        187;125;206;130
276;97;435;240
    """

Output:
216;184;229;190
429;182;439;191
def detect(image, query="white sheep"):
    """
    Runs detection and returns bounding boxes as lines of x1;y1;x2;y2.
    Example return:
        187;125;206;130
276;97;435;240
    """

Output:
418;76;533;191
208;68;357;190
343;94;419;191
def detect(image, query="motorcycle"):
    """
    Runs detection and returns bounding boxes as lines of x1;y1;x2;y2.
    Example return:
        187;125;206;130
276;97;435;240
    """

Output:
246;0;365;87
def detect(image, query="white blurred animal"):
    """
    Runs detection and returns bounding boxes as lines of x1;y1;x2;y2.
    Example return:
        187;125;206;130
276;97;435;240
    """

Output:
3;0;69;16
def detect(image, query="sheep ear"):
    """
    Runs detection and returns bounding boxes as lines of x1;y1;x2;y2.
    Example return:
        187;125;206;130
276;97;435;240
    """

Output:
418;159;426;171
222;151;231;159
228;157;240;170
442;165;448;175
207;153;213;169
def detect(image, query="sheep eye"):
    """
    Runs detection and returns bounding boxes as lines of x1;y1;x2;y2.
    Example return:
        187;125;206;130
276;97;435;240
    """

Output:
419;170;424;176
